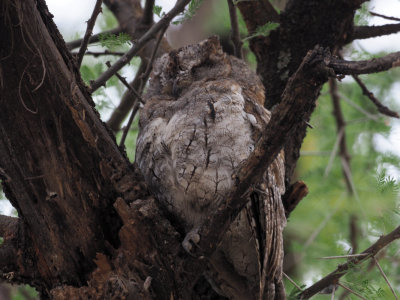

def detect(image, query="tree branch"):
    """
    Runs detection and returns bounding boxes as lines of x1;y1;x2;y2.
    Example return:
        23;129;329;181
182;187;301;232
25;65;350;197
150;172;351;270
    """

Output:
329;78;355;194
351;24;400;41
352;74;399;118
105;61;144;105
72;50;125;57
89;0;190;92
227;0;242;59
106;60;148;132
329;51;400;75
76;0;103;67
298;225;400;299
370;11;400;22
142;0;155;26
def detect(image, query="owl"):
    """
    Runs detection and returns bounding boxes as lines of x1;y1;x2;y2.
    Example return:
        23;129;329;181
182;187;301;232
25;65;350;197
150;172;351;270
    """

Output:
136;36;286;299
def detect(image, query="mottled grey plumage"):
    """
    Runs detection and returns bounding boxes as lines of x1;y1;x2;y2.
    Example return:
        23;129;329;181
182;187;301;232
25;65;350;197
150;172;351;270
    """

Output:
136;37;286;299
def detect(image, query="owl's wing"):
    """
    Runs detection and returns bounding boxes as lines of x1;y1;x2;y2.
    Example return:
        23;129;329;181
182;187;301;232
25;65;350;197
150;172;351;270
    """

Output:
207;151;286;300
255;150;286;299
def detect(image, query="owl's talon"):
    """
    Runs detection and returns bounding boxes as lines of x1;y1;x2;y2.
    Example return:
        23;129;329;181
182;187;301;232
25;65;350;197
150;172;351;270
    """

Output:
182;229;200;254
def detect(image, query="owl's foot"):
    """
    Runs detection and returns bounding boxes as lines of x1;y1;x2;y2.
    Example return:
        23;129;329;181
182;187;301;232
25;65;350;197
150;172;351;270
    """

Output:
182;228;200;253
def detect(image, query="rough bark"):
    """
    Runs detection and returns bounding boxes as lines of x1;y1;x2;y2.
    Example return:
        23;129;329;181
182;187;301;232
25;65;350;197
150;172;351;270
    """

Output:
0;0;178;298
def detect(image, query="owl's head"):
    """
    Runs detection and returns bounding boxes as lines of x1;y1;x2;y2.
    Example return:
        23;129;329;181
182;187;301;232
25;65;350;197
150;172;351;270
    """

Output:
146;36;232;98
145;36;265;107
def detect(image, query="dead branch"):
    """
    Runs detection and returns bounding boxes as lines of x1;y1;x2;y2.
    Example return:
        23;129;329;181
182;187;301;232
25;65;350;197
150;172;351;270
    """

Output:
298;225;400;299
67;28;121;50
76;0;103;67
351;24;400;41
329;51;400;75
352;74;399;118
282;181;309;217
227;0;242;59
89;0;190;92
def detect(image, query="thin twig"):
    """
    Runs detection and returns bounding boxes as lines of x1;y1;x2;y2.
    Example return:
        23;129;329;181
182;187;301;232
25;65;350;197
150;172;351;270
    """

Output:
339;92;380;121
119;102;140;147
66;28;121;50
105;61;145;104
318;253;368;259
340;156;360;202
299;151;332;156
324;128;344;178
107;60;148;132
331;284;336;300
90;0;191;92
303;210;335;250
283;272;303;291
227;0;242;59
72;50;125;57
370;11;400;22
337;282;367;300
77;0;103;68
373;257;399;300
352;74;399;118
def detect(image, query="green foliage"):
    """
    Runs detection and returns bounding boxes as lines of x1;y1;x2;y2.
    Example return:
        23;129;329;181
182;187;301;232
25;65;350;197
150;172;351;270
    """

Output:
153;5;164;18
172;0;203;25
242;22;280;41
354;2;371;26
377;171;399;194
98;33;131;50
11;285;38;300
287;66;400;297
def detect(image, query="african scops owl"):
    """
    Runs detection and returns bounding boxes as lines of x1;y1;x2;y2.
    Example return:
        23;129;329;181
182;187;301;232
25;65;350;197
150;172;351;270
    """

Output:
136;36;286;299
